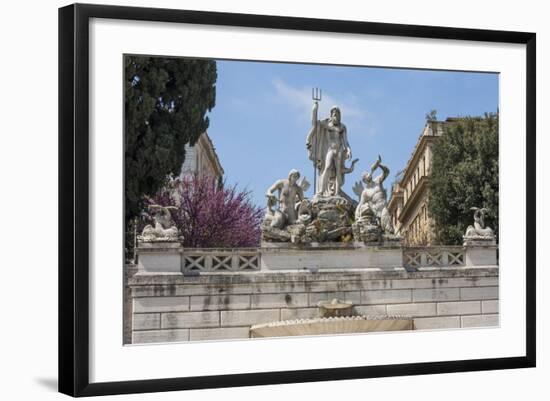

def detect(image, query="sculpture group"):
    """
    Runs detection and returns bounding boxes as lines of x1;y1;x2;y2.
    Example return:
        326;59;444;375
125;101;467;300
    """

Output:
262;89;399;245
136;88;496;249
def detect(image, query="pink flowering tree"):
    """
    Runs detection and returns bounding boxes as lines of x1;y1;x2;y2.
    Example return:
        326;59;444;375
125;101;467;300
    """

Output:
146;175;263;248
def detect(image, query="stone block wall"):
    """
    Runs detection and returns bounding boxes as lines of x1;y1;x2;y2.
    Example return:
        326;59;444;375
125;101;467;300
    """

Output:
126;267;499;344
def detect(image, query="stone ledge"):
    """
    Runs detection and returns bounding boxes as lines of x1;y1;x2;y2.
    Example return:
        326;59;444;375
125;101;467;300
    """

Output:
260;246;403;270
261;242;403;250
137;242;183;250
127;267;499;286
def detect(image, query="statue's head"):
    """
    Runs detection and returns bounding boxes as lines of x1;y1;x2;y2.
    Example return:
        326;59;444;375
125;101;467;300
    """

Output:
330;106;341;124
288;169;300;185
362;171;373;184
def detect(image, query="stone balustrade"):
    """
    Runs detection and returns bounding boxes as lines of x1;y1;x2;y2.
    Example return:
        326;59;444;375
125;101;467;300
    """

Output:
182;248;261;272
136;242;497;273
403;246;466;268
137;244;261;273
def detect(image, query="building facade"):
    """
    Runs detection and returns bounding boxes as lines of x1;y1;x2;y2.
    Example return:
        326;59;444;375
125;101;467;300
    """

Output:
388;119;457;246
179;131;224;181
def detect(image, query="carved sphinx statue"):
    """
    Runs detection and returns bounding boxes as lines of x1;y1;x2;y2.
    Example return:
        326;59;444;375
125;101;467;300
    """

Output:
464;207;494;239
139;204;180;242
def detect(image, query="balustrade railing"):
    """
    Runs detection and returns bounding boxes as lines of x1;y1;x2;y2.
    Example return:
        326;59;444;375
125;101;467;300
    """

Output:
182;248;261;272
137;244;492;274
403;246;465;268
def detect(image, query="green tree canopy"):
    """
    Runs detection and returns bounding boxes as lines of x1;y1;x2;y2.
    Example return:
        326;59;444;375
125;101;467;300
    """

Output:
428;114;499;244
124;56;217;225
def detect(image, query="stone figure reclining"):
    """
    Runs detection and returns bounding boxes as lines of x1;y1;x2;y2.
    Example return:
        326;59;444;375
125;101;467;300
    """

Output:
264;169;310;229
353;155;394;234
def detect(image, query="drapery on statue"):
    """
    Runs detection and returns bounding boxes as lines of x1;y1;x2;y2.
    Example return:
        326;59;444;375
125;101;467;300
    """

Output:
353;155;394;234
306;92;355;197
464;207;494;238
264;169;310;229
140;204;180;242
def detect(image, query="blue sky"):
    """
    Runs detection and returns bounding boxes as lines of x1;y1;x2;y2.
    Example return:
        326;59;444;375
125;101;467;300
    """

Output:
206;59;499;208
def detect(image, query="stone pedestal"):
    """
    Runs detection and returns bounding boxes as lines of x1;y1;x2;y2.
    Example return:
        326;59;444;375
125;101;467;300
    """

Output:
137;241;182;273
463;237;497;267
260;242;403;271
261;195;354;244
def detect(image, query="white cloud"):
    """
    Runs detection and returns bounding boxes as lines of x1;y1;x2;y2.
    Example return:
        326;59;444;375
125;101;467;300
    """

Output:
271;78;365;122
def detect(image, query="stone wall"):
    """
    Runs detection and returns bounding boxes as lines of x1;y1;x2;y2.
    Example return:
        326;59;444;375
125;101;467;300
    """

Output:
126;267;499;344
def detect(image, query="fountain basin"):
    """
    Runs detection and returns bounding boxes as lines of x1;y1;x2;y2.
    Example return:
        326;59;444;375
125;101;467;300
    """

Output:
250;315;413;338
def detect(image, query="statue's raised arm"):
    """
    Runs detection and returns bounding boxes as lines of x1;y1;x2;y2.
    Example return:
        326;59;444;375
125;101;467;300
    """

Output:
311;101;319;127
372;155;389;184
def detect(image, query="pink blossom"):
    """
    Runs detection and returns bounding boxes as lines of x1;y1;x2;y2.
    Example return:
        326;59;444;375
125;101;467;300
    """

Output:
146;175;263;248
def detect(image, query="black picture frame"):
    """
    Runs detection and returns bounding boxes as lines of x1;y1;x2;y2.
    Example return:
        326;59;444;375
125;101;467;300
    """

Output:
58;3;536;397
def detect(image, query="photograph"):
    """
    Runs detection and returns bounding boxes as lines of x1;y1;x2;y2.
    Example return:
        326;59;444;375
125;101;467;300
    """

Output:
124;55;500;345
53;1;537;397
0;0;543;399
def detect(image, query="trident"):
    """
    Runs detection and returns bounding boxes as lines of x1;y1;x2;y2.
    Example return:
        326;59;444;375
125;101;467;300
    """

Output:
311;87;322;194
312;87;322;102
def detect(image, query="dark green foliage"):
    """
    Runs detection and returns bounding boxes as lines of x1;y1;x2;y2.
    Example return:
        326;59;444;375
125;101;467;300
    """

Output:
124;56;217;227
429;114;499;244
